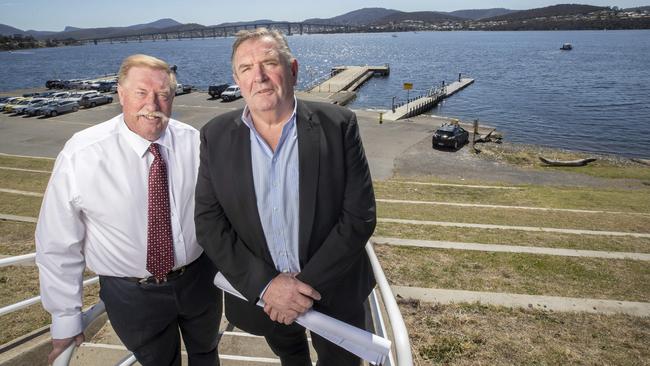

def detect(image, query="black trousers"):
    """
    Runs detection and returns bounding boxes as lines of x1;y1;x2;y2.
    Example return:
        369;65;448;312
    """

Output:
99;253;222;366
263;303;367;366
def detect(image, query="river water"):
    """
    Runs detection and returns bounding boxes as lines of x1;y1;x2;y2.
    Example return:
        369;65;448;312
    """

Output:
1;30;648;158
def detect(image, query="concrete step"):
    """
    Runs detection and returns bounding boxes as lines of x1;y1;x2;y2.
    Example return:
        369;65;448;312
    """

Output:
70;318;318;365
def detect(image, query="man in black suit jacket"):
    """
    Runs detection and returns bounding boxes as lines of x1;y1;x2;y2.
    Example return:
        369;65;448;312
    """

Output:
195;27;376;366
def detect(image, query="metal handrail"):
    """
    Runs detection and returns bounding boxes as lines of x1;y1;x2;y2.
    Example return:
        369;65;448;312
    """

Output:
52;301;107;366
0;252;35;267
365;242;413;366
2;243;411;366
0;277;99;317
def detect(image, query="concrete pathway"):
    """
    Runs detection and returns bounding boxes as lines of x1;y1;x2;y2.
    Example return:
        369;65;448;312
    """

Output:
378;218;650;238
392;286;650;317
0;166;51;174
372;236;650;261
386;180;521;189
0;213;37;223
0;188;43;197
377;198;650;216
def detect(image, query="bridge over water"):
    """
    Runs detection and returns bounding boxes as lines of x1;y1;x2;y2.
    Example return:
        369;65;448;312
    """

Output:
81;22;362;45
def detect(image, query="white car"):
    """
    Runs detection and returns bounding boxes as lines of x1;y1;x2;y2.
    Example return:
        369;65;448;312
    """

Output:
221;85;241;102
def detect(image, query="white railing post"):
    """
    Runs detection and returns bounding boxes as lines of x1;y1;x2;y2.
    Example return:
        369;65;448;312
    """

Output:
365;242;414;366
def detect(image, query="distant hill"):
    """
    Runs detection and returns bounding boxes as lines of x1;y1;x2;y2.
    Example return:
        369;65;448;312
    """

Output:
128;18;182;30
376;11;464;24
25;30;57;37
625;6;650;11
64;26;83;32
0;24;26;36
448;8;516;20
39;18;185;40
484;4;607;22
305;7;401;25
216;19;279;27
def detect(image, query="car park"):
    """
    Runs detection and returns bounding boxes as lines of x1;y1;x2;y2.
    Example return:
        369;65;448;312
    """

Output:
431;123;469;150
208;83;230;99
220;85;241;102
79;92;113;108
40;100;79;117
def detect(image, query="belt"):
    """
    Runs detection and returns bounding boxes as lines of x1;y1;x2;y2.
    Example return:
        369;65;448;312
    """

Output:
124;258;199;284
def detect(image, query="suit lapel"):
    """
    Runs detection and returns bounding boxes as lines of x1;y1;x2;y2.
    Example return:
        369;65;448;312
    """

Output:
296;101;319;265
229;118;273;264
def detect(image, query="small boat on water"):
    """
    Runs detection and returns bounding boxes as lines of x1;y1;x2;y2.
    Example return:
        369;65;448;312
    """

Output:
539;156;596;167
560;43;573;50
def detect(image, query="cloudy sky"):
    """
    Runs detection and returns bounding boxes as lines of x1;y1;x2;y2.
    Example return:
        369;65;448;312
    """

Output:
1;0;647;31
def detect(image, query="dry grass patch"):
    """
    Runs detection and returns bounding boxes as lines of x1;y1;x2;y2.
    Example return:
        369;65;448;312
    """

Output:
0;169;49;193
376;245;650;302
0;154;54;171
375;222;650;253
0;192;41;217
375;180;650;213
0;221;35;256
378;201;650;233
400;299;650;365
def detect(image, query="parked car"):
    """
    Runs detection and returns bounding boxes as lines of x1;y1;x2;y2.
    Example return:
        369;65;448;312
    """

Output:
79;92;113;108
2;97;27;113
46;79;63;89
431;123;469;150
12;98;49;115
65;91;99;104
208;83;230;99
40;100;79;117
24;100;55;117
220;85;241;102
97;81;117;93
0;97;22;111
175;84;192;95
51;92;71;100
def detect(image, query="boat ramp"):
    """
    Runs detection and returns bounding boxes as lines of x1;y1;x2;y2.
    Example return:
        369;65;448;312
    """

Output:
382;77;475;121
304;65;389;105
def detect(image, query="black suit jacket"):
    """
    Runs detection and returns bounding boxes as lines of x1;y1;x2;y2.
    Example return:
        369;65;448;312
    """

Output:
195;99;376;334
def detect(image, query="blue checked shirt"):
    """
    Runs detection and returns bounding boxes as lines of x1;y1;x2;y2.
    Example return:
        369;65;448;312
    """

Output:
240;99;300;275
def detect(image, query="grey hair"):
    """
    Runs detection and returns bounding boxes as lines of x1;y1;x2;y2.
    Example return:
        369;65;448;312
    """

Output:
117;54;177;93
231;27;295;74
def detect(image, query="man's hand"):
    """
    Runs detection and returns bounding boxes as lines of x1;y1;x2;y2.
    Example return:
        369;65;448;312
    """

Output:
262;273;321;325
48;333;84;365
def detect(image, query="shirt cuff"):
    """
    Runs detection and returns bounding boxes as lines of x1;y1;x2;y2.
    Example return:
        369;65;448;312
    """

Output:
50;312;84;339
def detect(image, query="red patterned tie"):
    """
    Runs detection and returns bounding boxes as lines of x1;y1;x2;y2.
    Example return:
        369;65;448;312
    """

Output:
146;143;174;280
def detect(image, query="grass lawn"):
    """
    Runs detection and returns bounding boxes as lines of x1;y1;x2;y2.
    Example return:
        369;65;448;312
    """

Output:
377;201;650;233
0;154;54;171
0;169;49;193
0;221;35;256
0;266;99;345
400;299;650;365
374;180;650;213
0;192;42;218
377;245;650;302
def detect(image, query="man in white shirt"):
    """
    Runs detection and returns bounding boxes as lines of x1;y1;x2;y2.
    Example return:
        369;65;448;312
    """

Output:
36;54;221;366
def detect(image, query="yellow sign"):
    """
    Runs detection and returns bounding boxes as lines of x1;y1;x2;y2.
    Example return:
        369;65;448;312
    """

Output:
403;83;413;90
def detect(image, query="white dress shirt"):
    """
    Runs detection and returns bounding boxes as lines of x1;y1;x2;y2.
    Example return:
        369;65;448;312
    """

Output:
35;114;202;339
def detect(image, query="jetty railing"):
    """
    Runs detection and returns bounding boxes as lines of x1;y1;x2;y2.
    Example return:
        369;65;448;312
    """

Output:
2;242;413;366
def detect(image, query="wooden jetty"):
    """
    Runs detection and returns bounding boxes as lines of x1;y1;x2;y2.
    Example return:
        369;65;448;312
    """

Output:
383;77;475;121
305;65;390;105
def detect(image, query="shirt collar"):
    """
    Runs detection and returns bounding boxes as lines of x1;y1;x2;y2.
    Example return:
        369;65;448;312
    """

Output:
240;96;298;134
118;114;172;158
